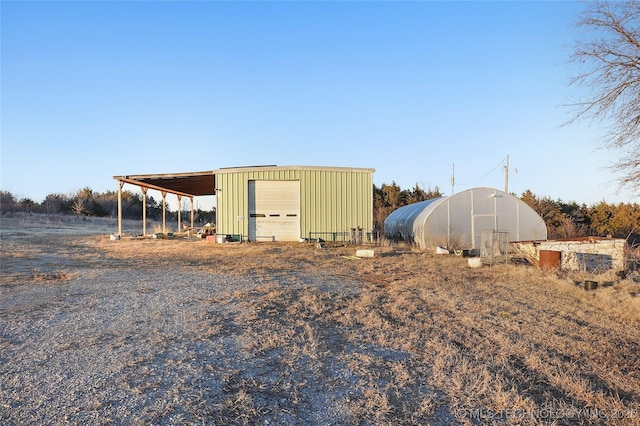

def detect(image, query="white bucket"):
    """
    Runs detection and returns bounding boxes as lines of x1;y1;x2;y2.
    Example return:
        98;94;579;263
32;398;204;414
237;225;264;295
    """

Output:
467;257;482;268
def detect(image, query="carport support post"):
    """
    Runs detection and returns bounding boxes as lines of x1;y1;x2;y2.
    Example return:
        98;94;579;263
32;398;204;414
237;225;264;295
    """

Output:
141;187;148;236
117;180;124;236
190;196;194;230
161;191;167;234
177;195;182;233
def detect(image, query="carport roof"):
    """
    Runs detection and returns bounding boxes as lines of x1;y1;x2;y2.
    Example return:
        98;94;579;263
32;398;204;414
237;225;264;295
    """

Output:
114;165;375;197
113;171;216;197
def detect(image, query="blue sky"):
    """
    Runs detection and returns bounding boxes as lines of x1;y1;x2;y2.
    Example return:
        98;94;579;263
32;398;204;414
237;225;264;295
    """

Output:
2;1;637;211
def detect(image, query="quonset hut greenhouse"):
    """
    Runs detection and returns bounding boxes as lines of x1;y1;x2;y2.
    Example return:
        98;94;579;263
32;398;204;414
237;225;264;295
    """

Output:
383;187;547;250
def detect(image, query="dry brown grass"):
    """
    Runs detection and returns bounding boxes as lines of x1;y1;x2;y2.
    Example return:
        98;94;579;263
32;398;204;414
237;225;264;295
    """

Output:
3;226;640;424
87;236;640;424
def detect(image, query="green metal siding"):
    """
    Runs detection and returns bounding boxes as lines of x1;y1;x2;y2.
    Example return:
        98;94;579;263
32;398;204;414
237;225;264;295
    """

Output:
215;166;373;240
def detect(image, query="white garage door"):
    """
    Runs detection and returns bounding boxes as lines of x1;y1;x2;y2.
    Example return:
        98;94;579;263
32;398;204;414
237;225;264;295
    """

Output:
248;180;300;242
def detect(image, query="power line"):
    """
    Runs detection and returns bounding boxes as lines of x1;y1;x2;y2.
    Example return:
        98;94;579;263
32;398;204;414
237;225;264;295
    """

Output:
455;158;507;187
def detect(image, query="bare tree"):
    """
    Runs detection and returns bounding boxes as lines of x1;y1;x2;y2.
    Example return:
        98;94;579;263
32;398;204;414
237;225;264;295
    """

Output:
43;194;66;214
180;197;191;221
569;1;640;191
71;199;86;216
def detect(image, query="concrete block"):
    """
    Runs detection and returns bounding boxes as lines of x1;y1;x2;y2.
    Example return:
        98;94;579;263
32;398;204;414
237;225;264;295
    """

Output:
356;249;374;258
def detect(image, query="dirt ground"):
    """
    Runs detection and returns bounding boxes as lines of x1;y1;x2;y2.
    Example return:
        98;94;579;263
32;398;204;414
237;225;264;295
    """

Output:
1;214;639;425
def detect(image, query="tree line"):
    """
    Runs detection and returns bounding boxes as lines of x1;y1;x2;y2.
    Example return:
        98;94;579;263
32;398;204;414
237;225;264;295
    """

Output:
1;184;638;239
373;182;444;232
519;190;640;239
0;188;216;224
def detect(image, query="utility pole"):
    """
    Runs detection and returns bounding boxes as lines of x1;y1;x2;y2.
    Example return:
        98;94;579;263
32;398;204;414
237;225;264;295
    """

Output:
451;163;455;195
504;154;509;193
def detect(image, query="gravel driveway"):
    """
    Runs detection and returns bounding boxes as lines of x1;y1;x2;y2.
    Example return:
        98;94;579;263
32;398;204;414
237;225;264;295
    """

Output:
0;216;393;425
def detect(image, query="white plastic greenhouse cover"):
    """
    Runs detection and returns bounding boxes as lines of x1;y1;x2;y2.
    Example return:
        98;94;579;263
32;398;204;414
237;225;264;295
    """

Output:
383;187;547;250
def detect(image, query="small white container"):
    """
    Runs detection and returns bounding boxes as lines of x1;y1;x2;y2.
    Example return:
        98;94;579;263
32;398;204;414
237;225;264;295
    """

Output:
356;249;374;258
467;257;482;268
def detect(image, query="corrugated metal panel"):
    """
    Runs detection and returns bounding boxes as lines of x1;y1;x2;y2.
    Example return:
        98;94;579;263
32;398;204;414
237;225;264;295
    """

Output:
299;168;373;240
215;166;373;241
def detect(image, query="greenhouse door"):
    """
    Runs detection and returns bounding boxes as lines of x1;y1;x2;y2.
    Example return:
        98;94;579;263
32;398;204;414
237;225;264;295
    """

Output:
472;215;496;249
471;188;498;249
248;180;300;242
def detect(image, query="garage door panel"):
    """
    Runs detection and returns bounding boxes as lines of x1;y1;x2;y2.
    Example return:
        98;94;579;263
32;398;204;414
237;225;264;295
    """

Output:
248;181;300;242
254;216;300;241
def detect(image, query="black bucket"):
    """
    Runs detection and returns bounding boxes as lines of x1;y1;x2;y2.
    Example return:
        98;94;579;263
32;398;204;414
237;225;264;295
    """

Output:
584;280;598;291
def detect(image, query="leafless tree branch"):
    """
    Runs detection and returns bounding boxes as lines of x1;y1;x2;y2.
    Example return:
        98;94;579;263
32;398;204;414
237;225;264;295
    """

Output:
568;1;640;193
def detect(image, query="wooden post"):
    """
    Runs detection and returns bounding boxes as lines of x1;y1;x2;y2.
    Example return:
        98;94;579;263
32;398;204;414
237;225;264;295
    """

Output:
161;191;167;234
117;180;124;236
141;187;148;236
190;196;194;230
177;195;182;233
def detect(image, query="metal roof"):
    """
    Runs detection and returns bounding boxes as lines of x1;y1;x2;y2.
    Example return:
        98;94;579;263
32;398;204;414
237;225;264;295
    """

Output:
213;165;376;174
114;165;375;197
113;171;216;197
